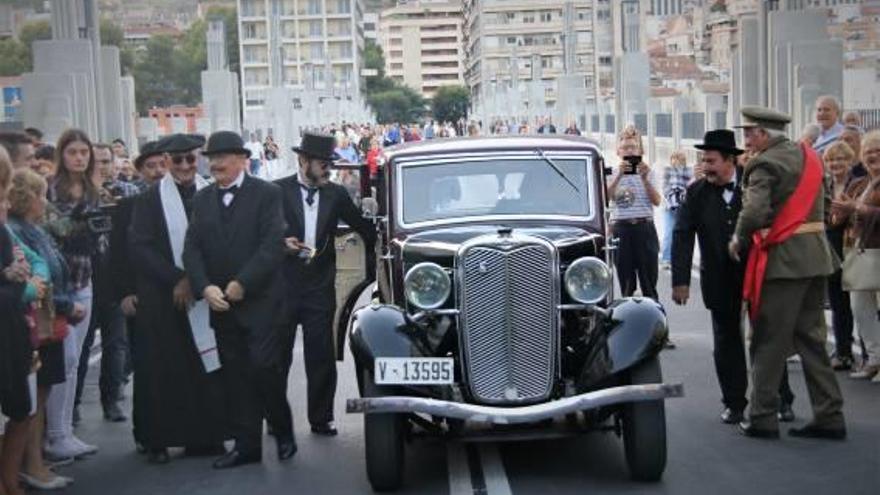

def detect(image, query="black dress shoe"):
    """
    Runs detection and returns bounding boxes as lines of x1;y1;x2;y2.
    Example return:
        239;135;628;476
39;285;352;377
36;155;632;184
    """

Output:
212;450;261;469
720;408;744;424
788;423;847;440
184;444;227;457
276;438;298;461
738;421;780;439
310;423;338;436
103;403;128;423
147;448;170;465
777;403;795;423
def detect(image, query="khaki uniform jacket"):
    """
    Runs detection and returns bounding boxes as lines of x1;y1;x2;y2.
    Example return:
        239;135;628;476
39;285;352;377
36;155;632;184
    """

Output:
734;135;837;280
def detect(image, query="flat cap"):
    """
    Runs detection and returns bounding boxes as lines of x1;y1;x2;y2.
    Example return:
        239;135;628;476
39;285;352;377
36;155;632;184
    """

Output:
156;133;205;154
134;140;162;168
735;106;791;131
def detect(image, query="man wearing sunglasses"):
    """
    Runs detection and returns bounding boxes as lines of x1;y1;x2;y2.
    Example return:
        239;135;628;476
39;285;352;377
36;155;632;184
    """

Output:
275;132;376;437
128;134;230;464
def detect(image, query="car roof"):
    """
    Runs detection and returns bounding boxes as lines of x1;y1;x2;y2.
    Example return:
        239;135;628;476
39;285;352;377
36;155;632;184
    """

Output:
384;135;602;161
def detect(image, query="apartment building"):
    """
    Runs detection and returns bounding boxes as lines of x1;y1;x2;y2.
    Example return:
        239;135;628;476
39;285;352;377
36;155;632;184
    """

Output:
463;0;599;111
378;0;465;99
237;0;364;122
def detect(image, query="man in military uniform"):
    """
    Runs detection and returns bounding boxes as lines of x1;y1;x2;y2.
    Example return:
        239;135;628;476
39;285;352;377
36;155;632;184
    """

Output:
729;106;846;440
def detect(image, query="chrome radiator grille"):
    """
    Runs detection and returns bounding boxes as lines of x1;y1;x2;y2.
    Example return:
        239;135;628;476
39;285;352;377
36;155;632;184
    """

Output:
458;239;558;405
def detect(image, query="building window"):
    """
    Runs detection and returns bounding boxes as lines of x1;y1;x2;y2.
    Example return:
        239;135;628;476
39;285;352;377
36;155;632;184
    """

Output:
311;43;325;59
337;0;351;14
310;20;323;37
308;0;322;15
540;11;553;22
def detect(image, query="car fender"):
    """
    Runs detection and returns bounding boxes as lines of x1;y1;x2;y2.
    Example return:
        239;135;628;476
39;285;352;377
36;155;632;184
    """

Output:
605;297;668;374
349;304;429;376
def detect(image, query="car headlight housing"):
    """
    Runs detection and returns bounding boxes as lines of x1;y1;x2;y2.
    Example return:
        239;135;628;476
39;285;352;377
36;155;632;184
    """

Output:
404;262;451;310
564;257;611;304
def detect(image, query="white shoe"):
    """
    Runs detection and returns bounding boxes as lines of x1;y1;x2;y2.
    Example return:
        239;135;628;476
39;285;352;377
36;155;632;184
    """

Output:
46;455;75;468
70;436;99;455
44;438;93;460
19;472;69;490
54;474;75;484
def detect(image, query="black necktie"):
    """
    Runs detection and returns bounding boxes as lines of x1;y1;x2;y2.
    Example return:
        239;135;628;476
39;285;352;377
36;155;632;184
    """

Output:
300;183;318;206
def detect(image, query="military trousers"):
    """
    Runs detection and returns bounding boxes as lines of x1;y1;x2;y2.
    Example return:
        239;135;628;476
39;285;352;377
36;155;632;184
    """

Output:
748;276;845;430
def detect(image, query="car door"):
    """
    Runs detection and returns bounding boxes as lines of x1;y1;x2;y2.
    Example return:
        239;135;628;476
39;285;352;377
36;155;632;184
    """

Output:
328;162;376;360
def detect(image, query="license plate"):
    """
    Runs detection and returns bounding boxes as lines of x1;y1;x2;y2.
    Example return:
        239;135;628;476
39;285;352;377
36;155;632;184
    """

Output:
375;358;454;385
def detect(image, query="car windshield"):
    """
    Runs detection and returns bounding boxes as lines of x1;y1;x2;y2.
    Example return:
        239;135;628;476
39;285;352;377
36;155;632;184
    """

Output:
399;158;591;225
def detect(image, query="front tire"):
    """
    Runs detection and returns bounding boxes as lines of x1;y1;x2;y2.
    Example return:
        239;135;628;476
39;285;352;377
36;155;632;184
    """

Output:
621;357;667;481
363;371;405;492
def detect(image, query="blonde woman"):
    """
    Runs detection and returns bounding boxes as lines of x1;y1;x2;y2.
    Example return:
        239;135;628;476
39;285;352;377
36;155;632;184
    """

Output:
831;130;880;381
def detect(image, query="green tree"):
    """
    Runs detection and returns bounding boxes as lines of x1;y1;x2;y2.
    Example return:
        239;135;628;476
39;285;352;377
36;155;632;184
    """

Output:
132;35;179;112
0;38;29;76
100;18;136;75
367;86;426;124
18;19;52;71
431;85;470;124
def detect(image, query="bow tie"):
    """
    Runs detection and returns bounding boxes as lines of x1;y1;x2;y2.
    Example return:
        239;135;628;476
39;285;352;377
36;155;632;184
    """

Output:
219;185;239;194
300;183;319;206
717;182;736;192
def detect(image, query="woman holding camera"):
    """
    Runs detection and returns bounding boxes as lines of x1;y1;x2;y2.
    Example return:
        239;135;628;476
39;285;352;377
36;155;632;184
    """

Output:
41;129;101;461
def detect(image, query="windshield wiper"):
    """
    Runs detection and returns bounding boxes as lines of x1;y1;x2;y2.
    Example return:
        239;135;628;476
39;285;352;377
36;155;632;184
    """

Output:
535;149;580;193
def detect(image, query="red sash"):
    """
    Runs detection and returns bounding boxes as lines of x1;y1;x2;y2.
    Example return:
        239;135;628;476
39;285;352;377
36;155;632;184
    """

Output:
742;143;823;321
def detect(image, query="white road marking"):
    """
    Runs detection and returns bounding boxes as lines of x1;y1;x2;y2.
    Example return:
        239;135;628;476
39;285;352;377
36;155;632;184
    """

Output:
447;443;474;495
479;444;513;495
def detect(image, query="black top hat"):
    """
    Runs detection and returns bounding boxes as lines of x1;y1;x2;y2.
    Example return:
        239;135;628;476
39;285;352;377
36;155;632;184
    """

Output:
292;132;340;161
134;140;162;168
156;133;204;154
201;131;250;157
695;129;744;156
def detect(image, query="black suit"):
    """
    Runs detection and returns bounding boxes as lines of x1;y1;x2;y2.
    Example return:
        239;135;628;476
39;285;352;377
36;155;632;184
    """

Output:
672;170;793;413
673;171;749;412
183;174;293;454
276;177;375;426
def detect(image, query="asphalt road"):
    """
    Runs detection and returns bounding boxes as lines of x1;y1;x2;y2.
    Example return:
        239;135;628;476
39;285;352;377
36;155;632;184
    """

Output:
60;272;879;495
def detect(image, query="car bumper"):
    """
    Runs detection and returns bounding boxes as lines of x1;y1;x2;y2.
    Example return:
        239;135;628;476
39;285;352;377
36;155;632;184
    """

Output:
346;383;684;425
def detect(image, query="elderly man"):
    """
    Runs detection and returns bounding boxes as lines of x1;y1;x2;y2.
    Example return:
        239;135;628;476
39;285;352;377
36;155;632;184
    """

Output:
812;95;845;154
183;131;295;469
730;106;845;440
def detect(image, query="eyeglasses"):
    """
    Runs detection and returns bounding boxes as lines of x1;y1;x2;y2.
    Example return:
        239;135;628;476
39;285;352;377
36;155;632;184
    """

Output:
171;154;197;165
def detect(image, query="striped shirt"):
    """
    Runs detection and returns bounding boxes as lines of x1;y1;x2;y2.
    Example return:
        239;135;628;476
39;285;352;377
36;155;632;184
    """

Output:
610;172;656;221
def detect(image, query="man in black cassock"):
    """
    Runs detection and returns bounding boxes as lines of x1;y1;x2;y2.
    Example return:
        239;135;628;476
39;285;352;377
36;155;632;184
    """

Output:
183;131;295;469
128;134;227;464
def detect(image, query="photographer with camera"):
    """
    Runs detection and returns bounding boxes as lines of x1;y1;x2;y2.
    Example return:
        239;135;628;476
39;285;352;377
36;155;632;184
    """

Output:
607;125;662;301
42;129;102;461
72;143;140;426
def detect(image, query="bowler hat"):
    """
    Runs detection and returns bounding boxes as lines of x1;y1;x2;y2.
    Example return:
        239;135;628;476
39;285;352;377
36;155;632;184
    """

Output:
695;129;744;156
201;131;250;157
735;106;791;131
134;140;162;169
156;133;204;154
292;132;340;161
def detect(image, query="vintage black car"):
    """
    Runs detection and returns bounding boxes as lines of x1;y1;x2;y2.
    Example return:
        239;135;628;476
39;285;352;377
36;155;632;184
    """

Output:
338;135;683;492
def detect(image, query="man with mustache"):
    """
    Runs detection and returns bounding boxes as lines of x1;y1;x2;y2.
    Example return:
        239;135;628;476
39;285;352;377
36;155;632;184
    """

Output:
275;132;375;437
183;131;295;468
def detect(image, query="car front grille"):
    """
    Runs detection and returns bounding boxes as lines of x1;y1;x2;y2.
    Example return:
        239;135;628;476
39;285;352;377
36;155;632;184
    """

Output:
458;237;558;405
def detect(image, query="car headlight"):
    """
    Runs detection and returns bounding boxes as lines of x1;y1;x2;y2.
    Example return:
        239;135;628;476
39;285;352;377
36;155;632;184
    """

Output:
564;257;611;304
404;262;451;310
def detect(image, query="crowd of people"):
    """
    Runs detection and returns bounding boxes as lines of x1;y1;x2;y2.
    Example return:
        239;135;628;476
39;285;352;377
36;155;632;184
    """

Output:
0;95;876;493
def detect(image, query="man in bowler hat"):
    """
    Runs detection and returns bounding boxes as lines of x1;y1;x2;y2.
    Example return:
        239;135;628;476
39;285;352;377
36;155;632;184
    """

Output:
275;132;376;436
183;131;296;468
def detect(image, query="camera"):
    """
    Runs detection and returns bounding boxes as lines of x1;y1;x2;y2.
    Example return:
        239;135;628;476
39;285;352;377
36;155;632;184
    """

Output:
623;155;642;174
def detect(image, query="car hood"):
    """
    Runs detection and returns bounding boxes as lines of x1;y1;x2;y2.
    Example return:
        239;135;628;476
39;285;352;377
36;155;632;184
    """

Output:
399;224;604;267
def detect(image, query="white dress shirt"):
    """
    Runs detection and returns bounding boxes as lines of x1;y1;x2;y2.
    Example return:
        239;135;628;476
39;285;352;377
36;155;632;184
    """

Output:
221;170;246;207
301;184;320;249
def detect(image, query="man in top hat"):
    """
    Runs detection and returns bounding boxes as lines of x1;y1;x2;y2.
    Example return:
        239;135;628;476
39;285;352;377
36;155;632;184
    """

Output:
128;133;232;464
275;131;375;436
183;131;295;468
728;106;845;440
